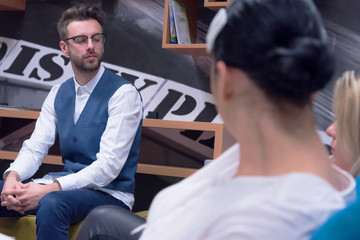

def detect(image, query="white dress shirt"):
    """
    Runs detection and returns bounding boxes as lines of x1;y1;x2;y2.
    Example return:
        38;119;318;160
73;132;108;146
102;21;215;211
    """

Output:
5;65;143;209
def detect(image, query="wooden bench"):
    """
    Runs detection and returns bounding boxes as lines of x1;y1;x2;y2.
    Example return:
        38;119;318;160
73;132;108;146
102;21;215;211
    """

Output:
0;108;223;240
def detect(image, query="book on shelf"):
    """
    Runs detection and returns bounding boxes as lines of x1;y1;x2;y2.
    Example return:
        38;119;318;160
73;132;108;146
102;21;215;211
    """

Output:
170;0;191;44
169;0;178;44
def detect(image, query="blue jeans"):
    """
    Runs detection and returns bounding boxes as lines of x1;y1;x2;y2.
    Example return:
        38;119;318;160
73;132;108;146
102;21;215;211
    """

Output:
0;180;129;240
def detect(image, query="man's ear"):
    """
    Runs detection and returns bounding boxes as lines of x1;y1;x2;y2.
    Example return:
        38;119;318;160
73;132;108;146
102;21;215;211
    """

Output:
59;41;69;57
216;61;234;102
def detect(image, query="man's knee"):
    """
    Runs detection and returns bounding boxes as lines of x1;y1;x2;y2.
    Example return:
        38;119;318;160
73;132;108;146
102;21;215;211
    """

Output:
38;192;60;209
37;191;66;221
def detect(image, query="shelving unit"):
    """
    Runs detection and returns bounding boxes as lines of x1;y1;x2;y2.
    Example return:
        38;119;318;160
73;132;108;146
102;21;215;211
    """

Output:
162;0;230;56
0;109;224;178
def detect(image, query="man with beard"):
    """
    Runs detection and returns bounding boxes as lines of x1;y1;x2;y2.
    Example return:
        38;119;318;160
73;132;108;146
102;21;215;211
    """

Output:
0;4;143;240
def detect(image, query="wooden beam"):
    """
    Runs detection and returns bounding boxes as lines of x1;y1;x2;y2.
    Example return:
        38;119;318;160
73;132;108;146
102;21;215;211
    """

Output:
0;0;26;11
0;150;196;177
137;163;196;177
0;150;62;165
0;109;39;119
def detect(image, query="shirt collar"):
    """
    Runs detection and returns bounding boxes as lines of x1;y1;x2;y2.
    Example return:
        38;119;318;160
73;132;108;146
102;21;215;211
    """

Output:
73;65;105;95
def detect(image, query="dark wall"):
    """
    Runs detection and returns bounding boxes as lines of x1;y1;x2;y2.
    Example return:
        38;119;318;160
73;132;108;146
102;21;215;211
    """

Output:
314;0;360;35
311;0;360;130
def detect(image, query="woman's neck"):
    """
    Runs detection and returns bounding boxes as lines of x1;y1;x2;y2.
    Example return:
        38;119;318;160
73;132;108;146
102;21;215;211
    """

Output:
233;105;341;190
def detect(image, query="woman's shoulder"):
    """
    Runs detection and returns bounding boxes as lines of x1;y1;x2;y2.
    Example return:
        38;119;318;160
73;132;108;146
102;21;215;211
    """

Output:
205;173;348;240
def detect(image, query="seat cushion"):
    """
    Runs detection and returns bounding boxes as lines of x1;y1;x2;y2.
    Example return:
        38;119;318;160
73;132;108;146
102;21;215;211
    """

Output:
0;215;82;240
0;211;148;240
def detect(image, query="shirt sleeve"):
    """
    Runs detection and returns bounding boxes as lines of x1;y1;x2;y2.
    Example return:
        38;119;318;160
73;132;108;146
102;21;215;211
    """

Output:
4;85;59;181
56;84;143;191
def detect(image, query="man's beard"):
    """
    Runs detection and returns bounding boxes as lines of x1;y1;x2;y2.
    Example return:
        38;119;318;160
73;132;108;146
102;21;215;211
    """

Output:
69;50;104;72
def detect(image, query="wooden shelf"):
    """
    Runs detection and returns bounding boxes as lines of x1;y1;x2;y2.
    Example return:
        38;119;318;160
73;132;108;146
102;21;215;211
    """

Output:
162;0;208;56
0;109;39;119
0;109;224;178
0;0;26;11
204;0;230;11
162;0;230;56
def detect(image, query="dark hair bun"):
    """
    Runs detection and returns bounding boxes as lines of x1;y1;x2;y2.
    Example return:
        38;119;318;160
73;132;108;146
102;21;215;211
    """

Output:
263;37;334;105
213;0;334;106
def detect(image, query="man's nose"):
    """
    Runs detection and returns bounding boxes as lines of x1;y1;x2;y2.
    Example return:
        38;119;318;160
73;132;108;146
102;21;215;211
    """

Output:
87;38;95;49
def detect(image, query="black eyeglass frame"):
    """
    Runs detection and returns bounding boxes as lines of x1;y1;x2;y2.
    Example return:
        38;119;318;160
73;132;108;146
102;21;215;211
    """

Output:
63;33;106;44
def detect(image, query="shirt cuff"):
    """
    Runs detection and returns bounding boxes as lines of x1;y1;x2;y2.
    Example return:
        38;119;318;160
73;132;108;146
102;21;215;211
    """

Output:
55;174;77;191
3;170;11;180
4;167;26;182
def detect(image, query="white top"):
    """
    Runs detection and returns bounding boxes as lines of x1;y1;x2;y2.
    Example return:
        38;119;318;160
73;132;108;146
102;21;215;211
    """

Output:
5;65;143;209
139;144;356;240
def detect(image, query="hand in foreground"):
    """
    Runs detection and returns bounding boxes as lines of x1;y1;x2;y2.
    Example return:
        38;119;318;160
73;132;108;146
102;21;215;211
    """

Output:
4;181;62;213
1;171;62;214
1;171;25;214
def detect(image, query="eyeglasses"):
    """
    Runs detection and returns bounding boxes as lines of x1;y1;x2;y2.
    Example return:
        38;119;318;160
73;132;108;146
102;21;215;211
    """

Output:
63;33;106;45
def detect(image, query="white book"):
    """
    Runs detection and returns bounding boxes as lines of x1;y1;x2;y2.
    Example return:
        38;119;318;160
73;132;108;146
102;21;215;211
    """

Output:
171;0;191;44
169;0;178;44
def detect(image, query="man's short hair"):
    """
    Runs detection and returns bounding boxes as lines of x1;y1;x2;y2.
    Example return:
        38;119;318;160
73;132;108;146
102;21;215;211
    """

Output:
57;3;104;41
